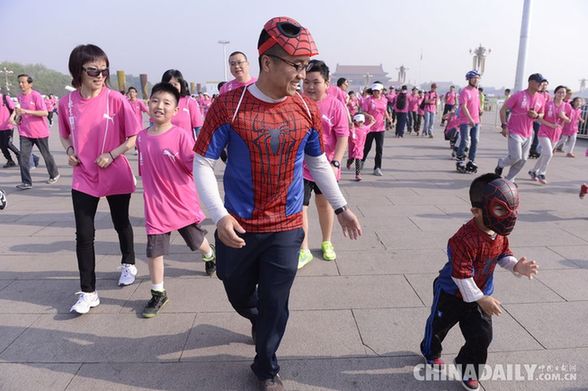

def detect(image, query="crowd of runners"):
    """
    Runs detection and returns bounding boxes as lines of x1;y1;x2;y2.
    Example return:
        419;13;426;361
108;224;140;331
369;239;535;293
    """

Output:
1;15;587;391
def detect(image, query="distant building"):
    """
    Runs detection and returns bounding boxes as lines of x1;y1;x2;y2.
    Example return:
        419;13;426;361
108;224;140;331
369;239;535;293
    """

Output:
331;64;393;93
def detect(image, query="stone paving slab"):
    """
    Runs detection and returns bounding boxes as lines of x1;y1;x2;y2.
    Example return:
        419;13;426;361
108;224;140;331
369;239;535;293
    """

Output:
0;313;196;363
0;363;81;391
535;269;588;301
334;249;445;275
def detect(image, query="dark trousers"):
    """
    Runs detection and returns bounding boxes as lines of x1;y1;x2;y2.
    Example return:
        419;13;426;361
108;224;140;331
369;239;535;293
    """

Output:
0;129;19;162
19;136;59;185
72;190;135;292
215;228;304;380
395;112;408;137
441;104;454;123
421;279;492;379
530;121;541;155
414;114;423;133
362;131;385;169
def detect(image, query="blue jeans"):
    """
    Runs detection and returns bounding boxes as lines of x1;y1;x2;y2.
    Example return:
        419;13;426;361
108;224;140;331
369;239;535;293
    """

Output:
457;123;480;161
423;112;435;135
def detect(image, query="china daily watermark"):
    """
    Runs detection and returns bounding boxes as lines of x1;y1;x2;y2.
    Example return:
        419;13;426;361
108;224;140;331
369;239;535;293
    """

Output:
414;363;577;382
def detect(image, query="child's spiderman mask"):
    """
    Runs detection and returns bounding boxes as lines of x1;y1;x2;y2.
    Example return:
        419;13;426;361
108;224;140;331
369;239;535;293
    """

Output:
473;178;519;236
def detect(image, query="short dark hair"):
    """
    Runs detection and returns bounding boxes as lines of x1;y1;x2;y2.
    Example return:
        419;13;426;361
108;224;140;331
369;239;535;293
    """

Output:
337;77;347;87
306;60;329;81
229;51;247;61
217;81;226;91
127;86;137;93
150;82;180;106
504;88;511;94
17;74;33;84
554;85;567;94
257;35;288;70
161;69;189;97
68;44;110;88
470;173;501;207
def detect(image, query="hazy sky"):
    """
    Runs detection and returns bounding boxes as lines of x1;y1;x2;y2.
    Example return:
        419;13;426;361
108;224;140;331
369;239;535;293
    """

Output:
1;0;586;91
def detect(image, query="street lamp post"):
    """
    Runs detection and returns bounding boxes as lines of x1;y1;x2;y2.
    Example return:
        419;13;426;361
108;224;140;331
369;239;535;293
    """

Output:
514;0;532;91
218;40;230;81
0;67;14;92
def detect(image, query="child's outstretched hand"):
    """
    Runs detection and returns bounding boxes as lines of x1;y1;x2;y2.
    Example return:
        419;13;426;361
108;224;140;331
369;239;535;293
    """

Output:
514;257;539;279
477;296;502;317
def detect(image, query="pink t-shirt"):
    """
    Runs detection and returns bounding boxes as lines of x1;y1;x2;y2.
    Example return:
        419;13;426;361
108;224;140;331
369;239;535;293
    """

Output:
0;94;15;130
445;91;457;105
58;88;140;197
45;97;55;112
505;90;546;138
173;96;204;134
220;77;257;95
348;123;373;159
408;94;420;112
17;90;49;138
424;91;438;113
128;98;148;126
458;86;481;125
445;112;461;132
303;95;349;181
365;96;388;132
562;105;582;136
327;85;348;105
347;96;359;116
137;125;206;234
538;100;566;143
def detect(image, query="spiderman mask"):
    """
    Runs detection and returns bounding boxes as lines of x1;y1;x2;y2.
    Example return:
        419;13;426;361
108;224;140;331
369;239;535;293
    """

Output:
475;178;519;236
258;16;318;57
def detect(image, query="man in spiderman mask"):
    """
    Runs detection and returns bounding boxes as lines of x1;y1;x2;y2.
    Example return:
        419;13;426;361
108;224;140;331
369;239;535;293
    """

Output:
194;16;362;390
420;173;538;391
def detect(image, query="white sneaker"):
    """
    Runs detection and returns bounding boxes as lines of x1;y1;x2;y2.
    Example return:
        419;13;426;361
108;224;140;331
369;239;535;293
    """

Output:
70;291;100;314
118;263;138;286
47;174;60;184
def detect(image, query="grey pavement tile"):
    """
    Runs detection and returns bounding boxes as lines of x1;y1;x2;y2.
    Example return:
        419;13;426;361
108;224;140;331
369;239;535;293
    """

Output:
335;249;446;275
484;348;588;390
290;275;423;310
377;229;452;250
0;313;195;363
0;235;75;254
123;278;233;314
491;272;565;304
67;362;258;391
0;253;80;279
504;302;588;349
354;307;542;358
509;246;580;270
0;314;40;353
507;228;587;247
548;245;588;269
357;204;445;218
536;269;588;301
0;363;81;391
0;279;140;314
0;279;14;290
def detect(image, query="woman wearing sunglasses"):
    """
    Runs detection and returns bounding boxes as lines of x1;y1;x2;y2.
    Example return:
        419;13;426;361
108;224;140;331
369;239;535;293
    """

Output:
58;44;141;314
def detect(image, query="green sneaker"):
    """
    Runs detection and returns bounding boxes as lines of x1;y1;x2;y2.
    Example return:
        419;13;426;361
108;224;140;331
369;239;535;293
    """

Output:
202;244;216;277
298;249;313;269
142;290;169;318
321;241;336;261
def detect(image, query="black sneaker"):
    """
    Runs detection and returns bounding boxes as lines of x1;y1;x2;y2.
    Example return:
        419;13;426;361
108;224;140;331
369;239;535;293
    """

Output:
258;375;284;391
203;244;216;277
494;164;503;176
142;290;169;318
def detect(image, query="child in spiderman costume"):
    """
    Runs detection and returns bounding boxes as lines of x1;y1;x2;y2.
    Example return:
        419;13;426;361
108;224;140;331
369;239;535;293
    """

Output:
420;173;538;391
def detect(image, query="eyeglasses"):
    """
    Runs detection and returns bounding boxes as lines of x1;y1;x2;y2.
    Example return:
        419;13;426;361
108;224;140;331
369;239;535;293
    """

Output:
83;67;109;78
229;60;247;67
265;54;308;73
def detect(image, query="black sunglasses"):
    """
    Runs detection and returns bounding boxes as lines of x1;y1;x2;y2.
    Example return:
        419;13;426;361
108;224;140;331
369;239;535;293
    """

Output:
265;54;308;73
83;67;109;78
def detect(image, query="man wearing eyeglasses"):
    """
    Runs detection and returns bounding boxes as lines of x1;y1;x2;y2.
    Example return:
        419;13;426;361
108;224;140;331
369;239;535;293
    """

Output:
15;74;59;190
194;16;362;391
219;51;257;95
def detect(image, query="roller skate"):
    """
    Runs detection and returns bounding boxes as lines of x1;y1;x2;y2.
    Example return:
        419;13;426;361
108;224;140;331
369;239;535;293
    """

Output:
465;161;478;173
456;157;467;173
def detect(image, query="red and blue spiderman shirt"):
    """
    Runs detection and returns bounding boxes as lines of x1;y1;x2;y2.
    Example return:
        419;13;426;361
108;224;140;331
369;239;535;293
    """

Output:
194;87;324;233
436;219;513;299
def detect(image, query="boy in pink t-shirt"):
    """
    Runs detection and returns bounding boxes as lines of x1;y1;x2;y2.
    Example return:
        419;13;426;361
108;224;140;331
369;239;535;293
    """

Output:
347;113;375;181
137;83;216;318
298;60;349;269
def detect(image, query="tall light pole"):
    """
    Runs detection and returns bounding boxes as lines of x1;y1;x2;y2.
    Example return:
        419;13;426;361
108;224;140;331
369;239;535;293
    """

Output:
514;0;532;91
0;67;14;92
218;40;230;81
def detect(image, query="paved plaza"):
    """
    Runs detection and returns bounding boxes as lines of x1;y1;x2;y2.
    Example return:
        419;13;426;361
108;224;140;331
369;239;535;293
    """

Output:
0;114;587;391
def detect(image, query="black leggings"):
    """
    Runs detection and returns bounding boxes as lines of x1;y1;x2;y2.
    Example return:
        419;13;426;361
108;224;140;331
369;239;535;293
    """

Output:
361;132;385;169
72;190;135;292
0;129;19;162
